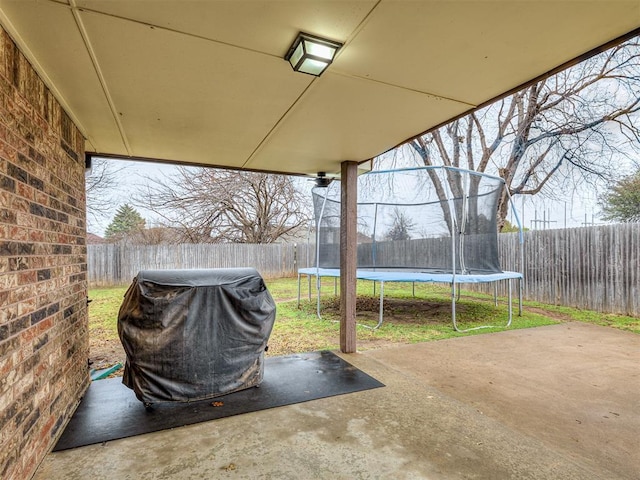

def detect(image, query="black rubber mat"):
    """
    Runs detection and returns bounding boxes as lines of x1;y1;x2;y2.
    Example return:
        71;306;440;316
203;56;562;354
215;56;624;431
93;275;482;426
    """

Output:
54;351;384;451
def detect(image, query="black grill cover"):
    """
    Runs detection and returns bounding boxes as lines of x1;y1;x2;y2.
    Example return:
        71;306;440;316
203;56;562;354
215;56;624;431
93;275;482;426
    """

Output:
117;268;276;404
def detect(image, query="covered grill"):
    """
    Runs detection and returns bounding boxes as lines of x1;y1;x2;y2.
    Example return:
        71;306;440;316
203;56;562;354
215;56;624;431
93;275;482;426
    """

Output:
117;268;276;405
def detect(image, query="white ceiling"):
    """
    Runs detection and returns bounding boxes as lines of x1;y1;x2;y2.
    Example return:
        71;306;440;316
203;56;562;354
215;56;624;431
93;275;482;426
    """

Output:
0;0;639;177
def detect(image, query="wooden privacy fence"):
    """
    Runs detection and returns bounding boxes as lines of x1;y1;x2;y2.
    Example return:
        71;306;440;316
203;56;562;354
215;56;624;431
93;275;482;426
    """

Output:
88;223;640;316
87;243;313;286
474;223;640;317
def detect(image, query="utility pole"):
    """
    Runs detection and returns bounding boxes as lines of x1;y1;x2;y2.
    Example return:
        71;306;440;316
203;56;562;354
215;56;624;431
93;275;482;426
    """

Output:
530;209;557;230
582;213;598;227
530;209;536;230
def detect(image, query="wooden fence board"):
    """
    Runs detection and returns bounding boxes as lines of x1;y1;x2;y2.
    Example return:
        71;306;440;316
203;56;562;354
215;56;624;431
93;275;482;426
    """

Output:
472;224;640;316
88;243;313;286
88;223;640;316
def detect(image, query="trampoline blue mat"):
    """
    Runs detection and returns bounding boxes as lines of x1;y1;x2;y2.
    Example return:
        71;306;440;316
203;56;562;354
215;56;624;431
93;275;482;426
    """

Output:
299;268;522;284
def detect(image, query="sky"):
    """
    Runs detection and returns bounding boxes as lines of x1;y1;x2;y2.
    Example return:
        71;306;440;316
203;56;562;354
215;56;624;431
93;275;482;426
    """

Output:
87;158;178;236
87;157;615;237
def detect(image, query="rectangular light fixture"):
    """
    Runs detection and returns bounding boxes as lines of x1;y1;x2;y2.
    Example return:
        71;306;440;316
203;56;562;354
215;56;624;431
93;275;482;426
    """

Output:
285;32;343;76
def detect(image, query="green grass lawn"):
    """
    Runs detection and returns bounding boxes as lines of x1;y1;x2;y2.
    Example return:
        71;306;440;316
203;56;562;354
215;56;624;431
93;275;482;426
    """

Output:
88;276;639;364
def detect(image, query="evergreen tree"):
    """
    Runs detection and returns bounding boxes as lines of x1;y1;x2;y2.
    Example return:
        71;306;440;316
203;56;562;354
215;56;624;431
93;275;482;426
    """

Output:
501;220;528;233
104;204;146;240
600;171;640;223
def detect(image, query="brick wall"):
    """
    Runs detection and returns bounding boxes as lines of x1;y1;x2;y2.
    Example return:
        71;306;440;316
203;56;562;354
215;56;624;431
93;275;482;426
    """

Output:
0;26;89;480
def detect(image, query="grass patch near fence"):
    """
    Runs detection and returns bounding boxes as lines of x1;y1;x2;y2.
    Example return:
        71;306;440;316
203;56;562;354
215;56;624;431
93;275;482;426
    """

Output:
88;276;638;370
88;286;128;343
519;301;640;334
277;278;559;352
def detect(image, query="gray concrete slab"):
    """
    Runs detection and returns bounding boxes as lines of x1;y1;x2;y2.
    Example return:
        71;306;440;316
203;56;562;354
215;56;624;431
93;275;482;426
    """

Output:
33;323;639;480
363;322;640;480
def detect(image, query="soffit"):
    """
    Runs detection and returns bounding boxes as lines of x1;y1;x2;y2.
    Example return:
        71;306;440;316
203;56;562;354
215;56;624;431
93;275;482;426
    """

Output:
0;0;638;177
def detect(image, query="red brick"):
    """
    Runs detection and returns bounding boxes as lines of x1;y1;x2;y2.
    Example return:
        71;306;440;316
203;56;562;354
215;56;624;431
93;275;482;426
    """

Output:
9;227;28;243
0;354;13;378
17;270;36;285
15;181;32;200
0;303;17;325
19;325;38;344
9;195;28;213
17;298;37;317
0;23;88;480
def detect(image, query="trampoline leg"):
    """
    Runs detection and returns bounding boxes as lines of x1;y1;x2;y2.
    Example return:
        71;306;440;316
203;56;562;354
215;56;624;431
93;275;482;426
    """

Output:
357;281;385;330
308;275;311;301
451;282;459;332
334;277;337;296
453;278;515;333
494;283;498;307
374;281;385;330
507;279;513;327
297;273;301;308
518;278;523;316
316;275;322;320
373;280;376;296
412;281;415;297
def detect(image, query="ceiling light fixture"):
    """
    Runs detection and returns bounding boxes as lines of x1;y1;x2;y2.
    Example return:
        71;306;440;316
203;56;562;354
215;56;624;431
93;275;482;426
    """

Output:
285;32;343;76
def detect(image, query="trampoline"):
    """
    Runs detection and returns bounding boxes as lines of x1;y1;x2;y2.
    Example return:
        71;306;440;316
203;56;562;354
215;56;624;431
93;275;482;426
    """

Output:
298;166;524;332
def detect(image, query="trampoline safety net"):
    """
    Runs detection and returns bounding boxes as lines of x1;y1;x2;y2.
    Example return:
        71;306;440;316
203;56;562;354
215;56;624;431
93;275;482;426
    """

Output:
311;167;506;274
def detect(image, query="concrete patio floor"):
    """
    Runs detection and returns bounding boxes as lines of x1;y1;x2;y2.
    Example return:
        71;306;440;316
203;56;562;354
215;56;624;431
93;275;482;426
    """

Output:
34;322;639;480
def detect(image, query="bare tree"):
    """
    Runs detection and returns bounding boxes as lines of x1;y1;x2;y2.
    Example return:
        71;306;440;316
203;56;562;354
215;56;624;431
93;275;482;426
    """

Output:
135;167;311;244
385;207;415;241
406;37;640;230
85;158;127;231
